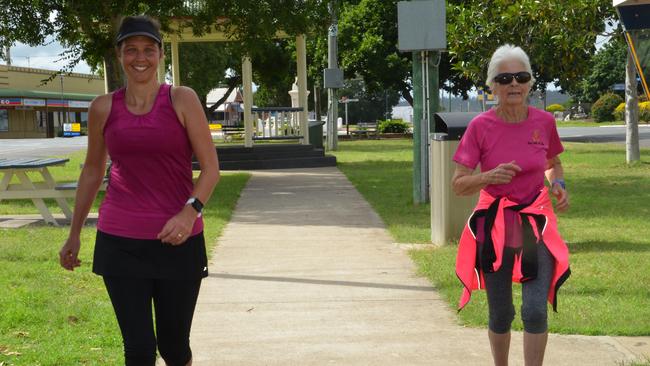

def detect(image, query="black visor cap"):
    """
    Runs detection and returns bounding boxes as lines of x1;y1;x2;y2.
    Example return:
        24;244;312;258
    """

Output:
115;17;162;46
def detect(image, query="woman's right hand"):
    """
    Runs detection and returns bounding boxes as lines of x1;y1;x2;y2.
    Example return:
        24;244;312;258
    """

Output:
482;160;522;185
59;237;82;271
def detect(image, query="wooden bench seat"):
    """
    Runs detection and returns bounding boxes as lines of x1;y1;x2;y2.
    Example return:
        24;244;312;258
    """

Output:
54;180;108;192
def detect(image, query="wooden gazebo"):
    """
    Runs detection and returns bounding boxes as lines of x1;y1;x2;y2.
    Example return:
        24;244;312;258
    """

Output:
155;19;310;148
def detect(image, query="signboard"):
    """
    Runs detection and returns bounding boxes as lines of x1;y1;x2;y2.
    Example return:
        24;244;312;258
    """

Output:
398;1;447;52
23;98;46;107
68;100;90;109
47;99;68;107
63;123;81;137
0;98;22;106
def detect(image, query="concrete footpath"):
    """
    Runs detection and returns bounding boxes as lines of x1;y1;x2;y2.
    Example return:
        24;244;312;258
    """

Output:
188;167;646;365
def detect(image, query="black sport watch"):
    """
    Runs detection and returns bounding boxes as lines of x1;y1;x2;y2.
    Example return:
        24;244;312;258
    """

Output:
186;197;204;217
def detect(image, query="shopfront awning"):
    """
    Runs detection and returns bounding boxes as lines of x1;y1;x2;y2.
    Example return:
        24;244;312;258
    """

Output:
0;88;97;101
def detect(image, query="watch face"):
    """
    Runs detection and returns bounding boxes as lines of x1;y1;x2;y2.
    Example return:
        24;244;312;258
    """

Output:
190;198;203;213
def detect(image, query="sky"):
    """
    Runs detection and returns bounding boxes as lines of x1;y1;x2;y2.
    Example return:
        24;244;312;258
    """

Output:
8;37;93;74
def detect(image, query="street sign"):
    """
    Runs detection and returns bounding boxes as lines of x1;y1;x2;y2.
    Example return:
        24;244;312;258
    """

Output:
339;97;359;103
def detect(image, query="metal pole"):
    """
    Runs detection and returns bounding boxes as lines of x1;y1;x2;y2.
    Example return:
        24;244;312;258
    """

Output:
327;0;339;150
60;73;67;125
420;51;429;202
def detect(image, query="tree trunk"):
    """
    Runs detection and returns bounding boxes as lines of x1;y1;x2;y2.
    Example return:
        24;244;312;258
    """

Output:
625;41;640;164
199;93;210;120
207;75;240;114
103;49;123;92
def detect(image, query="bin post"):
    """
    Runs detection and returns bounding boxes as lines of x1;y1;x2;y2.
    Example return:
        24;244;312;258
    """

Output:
430;112;480;244
309;120;325;148
430;133;478;244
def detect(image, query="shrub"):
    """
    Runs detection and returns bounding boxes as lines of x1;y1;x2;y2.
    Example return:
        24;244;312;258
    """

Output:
546;104;565;113
612;101;650;122
591;93;624;122
378;119;410;133
641;101;650;122
613;102;626;121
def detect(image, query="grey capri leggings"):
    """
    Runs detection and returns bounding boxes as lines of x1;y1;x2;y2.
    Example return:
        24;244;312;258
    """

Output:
484;244;555;334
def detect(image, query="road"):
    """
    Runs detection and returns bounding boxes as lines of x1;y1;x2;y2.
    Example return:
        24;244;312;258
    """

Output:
559;124;650;147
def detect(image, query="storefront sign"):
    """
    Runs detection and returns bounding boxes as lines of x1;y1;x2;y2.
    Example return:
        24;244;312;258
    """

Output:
0;98;22;106
68;100;90;109
47;99;68;107
23;98;46;107
63;123;81;137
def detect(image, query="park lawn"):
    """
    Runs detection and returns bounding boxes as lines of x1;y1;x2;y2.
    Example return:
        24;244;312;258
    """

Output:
333;139;650;336
0;150;250;365
555;120;622;127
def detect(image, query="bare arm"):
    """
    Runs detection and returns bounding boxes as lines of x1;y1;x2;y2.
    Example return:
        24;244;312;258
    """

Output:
60;94;110;270
173;86;220;206
545;156;569;212
157;86;220;245
452;161;522;196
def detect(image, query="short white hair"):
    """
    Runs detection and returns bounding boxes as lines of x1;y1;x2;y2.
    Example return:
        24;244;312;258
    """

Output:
486;44;535;89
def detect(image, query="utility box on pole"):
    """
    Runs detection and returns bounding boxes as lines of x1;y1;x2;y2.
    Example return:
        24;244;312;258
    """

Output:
397;0;446;204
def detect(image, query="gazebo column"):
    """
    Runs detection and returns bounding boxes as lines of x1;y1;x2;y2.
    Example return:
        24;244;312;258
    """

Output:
171;37;181;86
158;40;166;84
296;34;309;145
242;56;254;148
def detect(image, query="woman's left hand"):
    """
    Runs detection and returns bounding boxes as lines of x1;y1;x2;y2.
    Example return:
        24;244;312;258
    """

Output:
157;206;197;245
551;184;570;212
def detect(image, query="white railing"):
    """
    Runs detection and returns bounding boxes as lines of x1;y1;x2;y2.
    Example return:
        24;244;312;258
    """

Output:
252;107;303;141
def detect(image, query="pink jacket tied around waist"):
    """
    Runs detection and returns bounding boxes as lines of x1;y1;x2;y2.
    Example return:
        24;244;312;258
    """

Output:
455;187;570;312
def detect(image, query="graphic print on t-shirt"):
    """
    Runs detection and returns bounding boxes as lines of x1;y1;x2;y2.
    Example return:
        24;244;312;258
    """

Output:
528;129;544;146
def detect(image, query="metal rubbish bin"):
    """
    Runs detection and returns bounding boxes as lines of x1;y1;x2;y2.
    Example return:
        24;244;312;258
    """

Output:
308;120;325;148
430;112;480;244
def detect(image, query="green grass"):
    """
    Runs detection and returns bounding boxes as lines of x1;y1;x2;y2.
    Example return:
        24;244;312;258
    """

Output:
333;140;430;243
619;357;650;366
333;139;650;336
0;151;250;365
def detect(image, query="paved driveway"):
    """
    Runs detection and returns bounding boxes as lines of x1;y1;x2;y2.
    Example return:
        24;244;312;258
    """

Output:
0;137;88;158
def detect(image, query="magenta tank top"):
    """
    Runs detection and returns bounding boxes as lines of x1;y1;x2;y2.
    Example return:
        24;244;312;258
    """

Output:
97;84;203;239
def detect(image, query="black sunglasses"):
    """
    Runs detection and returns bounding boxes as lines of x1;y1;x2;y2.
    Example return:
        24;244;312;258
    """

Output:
493;72;532;85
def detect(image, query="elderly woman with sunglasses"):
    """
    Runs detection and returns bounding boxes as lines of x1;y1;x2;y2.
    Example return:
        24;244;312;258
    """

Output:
451;44;571;366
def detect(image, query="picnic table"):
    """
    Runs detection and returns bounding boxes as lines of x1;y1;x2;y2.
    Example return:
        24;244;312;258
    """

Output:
0;158;75;226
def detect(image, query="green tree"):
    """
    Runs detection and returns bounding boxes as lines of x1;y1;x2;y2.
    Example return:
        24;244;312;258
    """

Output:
574;35;628;103
252;40;295;107
337;79;401;124
0;1;329;91
447;0;616;94
169;42;241;115
306;0;616;105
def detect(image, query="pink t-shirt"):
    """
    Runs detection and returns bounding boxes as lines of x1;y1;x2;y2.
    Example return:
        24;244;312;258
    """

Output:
453;106;563;246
